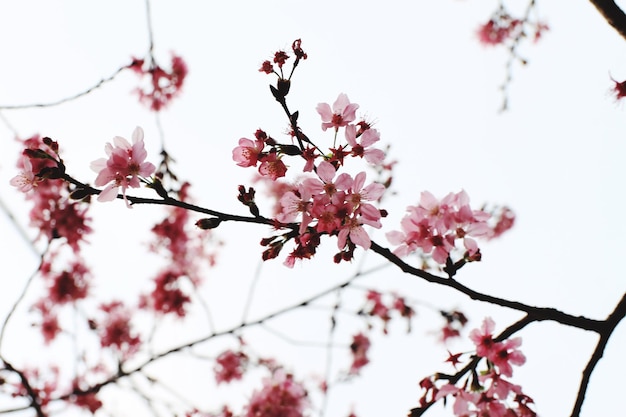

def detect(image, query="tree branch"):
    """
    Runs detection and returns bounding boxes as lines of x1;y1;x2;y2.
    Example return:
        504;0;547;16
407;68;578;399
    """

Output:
570;292;626;417
589;0;626;41
369;241;605;332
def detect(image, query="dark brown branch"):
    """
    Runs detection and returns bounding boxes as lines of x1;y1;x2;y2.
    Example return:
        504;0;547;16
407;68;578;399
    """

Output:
2;360;45;417
589;0;626;41
570;292;626;417
369;241;604;331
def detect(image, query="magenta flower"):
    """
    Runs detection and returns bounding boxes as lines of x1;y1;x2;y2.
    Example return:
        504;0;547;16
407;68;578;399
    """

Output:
316;93;359;131
91;127;156;206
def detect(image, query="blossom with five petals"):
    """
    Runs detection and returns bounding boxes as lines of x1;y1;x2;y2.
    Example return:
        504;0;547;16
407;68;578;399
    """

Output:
91;127;156;206
316;93;359;131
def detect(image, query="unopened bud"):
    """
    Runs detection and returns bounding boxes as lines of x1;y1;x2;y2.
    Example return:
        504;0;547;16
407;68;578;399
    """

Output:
195;217;222;230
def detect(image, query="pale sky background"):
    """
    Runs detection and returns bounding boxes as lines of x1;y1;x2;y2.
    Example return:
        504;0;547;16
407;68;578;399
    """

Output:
0;1;625;417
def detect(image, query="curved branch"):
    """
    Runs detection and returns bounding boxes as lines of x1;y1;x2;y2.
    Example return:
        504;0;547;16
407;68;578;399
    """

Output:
589;0;626;41
570;292;626;417
369;241;604;332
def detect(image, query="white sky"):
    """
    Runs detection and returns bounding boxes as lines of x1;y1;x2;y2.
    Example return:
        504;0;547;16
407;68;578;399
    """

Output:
0;1;625;417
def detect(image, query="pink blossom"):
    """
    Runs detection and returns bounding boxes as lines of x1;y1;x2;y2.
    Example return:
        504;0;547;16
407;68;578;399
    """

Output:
141;270;191;317
91;127;156;206
337;215;372;250
349;333;371;374
277;186;314;234
344;125;385;165
316;93;359;131
244;370;308;417
347;171;385;215
10;156;38;192
386;190;491;264
469;317;497;358
258;152;287;180
97;301;141;358
232;137;265;167
15;134;92;252
47;261;90;304
489;337;526;377
133;54;188;111
477;16;522;46
214;350;247;384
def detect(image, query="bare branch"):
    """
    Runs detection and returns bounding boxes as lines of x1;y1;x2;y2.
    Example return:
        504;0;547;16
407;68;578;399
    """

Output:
589;0;626;41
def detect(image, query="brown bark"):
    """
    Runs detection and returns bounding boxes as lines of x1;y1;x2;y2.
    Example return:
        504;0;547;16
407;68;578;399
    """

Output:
589;0;626;41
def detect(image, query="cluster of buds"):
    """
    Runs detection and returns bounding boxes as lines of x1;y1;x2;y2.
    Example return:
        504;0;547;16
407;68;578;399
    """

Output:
129;53;188;111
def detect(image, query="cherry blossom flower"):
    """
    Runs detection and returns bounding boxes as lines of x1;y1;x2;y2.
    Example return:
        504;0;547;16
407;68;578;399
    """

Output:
33;300;62;344
277;186;314;234
258;151;287;180
470;317;526;377
140;270;191;317
10;156;38;192
47;261;90;304
477;15;522;46
344;125;385;165
69;380;103;414
259;60;274;74
489;337;526;377
13;135;92;252
97;301;141;358
214;350;248;384
232;137;265;167
132;54;188;111
349;333;371;374
469;317;497;358
91;127;156;206
386;190;492;264
316;93;359;131
244;370;308;417
490;206;516;238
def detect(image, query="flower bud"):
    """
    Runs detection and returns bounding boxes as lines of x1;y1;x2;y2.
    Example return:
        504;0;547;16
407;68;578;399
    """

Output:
195;217;222;230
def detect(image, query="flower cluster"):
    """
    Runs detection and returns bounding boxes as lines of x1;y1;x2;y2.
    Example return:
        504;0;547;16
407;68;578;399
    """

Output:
258;39;308;77
232;130;289;181
214;350;248;384
360;290;414;333
141;183;217;317
438;309;468;343
95;301;141;359
11;135;92;252
349;333;371;375
477;8;548;47
129;54;188;111
469;318;526;378
274;161;385;266
386;190;492;265
91;126;156;206
414;318;535;417
244;370;308;417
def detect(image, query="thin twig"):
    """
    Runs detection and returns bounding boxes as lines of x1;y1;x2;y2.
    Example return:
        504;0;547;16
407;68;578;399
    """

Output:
0;67;127;110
